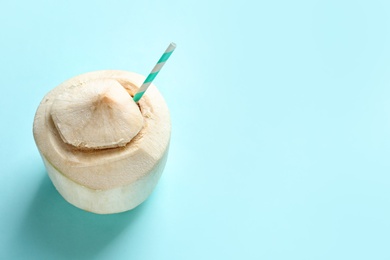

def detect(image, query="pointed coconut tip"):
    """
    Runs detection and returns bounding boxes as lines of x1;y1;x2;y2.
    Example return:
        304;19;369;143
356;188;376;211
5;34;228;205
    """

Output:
50;79;143;150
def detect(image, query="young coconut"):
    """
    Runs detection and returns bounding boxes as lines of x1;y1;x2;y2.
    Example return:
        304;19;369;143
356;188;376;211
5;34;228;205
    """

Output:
33;70;171;214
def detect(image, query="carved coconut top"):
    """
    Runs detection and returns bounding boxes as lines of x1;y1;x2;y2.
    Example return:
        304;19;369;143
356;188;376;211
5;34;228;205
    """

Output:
50;78;143;150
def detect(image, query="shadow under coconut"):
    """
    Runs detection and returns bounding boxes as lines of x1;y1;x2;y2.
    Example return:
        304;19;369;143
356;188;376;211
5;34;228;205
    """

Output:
14;175;146;259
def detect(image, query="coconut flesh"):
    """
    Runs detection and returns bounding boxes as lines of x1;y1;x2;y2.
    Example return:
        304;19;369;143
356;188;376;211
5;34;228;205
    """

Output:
33;70;171;214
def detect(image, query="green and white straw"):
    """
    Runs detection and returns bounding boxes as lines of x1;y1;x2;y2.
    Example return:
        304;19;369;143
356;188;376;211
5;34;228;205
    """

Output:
133;42;176;102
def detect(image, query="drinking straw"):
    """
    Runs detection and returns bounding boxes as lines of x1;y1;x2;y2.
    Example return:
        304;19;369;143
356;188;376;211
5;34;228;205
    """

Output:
133;42;176;102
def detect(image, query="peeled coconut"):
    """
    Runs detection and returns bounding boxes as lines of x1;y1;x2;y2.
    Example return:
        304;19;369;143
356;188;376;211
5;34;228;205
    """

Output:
33;70;171;214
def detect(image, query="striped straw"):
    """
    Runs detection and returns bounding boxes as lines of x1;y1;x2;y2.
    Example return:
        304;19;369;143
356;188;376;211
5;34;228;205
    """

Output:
133;42;176;102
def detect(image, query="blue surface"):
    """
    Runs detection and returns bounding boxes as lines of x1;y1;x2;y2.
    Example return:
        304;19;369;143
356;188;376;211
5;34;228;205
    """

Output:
1;0;390;259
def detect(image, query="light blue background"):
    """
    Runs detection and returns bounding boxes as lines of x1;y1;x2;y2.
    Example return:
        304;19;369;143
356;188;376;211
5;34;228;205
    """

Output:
1;0;390;259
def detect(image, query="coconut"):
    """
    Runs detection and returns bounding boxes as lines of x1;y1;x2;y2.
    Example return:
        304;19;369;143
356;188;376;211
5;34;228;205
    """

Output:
33;70;171;214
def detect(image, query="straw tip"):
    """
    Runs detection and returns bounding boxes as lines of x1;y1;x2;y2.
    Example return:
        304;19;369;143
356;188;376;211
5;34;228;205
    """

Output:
170;42;177;48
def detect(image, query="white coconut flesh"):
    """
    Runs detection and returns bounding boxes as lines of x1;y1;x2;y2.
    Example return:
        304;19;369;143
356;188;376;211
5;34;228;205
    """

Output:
33;70;171;214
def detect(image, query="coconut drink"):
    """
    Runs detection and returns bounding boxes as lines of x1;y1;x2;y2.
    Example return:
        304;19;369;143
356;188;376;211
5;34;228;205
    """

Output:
33;44;175;214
